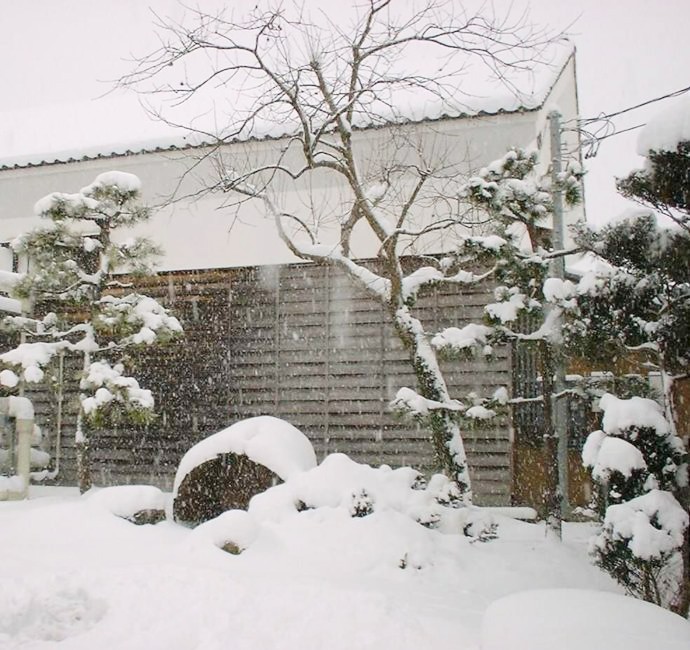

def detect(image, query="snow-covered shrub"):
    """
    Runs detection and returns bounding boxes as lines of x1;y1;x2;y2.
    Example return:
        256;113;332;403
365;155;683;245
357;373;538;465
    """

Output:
248;452;498;541
426;473;463;508
463;510;499;543
591;491;688;609
583;393;688;610
583;394;687;509
349;489;375;517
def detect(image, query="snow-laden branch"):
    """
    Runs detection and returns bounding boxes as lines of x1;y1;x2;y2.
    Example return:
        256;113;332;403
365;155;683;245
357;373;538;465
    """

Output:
431;323;493;357
391;386;464;417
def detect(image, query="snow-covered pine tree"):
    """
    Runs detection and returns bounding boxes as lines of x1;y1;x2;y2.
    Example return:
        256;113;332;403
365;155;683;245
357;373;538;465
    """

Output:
618;142;689;233
454;148;583;534
575;181;689;437
0;171;182;493
582;393;688;611
575;104;689;614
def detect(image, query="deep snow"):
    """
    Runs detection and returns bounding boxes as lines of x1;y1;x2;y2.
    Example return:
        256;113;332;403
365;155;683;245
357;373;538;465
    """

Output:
1;481;687;650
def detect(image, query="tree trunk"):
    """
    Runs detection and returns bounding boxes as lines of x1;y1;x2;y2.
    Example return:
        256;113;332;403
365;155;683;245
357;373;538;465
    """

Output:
75;438;92;494
539;342;562;539
661;371;689;616
393;307;472;501
672;527;690;617
76;350;92;494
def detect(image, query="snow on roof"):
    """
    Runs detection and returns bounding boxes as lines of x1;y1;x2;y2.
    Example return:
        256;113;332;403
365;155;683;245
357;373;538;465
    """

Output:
0;80;562;172
0;29;575;172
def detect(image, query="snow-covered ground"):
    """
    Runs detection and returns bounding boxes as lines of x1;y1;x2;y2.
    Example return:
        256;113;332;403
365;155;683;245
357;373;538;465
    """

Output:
2;480;688;649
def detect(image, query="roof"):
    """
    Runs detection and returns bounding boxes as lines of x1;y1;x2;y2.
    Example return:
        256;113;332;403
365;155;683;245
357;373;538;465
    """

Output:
0;0;575;172
0;101;546;173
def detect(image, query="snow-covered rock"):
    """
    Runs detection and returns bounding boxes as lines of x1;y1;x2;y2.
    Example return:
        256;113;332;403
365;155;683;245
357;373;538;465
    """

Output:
191;510;259;554
172;416;317;525
88;485;167;525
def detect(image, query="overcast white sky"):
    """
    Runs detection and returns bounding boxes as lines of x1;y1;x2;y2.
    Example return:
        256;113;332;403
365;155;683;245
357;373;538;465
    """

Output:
1;0;689;225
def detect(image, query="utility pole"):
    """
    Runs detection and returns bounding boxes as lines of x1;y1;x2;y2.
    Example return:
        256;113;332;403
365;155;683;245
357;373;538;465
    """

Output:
548;110;571;522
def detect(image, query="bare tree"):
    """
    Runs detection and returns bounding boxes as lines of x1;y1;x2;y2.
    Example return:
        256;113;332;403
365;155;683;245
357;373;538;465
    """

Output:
121;0;564;500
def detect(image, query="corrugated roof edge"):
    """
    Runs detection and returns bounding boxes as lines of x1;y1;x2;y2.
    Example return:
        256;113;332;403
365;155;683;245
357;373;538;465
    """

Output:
0;52;575;173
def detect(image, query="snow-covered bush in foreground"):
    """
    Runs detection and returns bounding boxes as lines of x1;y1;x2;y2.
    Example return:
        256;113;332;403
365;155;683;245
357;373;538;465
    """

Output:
583;393;688;611
583;394;686;507
591;490;687;608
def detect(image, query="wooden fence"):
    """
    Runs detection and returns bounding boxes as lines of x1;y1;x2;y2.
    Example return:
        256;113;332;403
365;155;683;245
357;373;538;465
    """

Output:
32;261;514;505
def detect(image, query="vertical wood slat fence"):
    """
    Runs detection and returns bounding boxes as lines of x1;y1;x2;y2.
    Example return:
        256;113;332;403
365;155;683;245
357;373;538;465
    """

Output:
34;261;514;506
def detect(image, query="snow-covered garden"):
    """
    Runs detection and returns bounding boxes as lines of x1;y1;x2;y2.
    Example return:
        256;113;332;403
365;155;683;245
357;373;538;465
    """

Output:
1;415;688;648
0;2;689;648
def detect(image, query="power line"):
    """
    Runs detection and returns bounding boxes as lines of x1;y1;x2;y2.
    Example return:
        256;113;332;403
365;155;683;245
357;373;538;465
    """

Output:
564;85;690;158
592;123;645;141
578;84;690;126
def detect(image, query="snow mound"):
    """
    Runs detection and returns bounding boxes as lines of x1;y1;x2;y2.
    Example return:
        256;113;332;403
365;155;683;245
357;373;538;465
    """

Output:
87;485;166;521
248;453;490;538
191;510;259;554
249;453;422;521
481;588;690;650
0;474;25;495
173;416;317;500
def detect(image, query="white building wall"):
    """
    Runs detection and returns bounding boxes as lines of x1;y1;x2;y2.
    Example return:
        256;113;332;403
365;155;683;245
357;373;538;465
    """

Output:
0;56;582;272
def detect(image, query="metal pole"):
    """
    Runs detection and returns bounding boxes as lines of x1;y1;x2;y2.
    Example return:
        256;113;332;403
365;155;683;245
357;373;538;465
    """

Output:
548;110;570;519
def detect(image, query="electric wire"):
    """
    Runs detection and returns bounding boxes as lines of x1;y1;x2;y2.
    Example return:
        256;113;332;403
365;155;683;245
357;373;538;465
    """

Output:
563;85;690;158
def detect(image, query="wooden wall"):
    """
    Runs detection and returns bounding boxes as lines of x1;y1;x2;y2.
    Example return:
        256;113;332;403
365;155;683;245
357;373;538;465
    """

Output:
33;261;514;506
